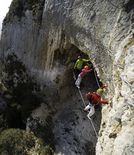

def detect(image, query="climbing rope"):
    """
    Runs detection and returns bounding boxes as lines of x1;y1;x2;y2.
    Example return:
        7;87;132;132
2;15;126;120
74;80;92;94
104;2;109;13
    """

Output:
78;88;86;107
73;72;98;138
88;117;98;137
93;68;101;88
78;87;98;138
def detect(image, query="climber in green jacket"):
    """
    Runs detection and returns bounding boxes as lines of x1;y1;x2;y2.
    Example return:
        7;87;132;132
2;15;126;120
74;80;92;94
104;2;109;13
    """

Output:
74;56;91;78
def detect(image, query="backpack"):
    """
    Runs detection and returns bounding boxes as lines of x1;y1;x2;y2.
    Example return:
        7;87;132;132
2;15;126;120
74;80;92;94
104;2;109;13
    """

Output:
87;92;100;105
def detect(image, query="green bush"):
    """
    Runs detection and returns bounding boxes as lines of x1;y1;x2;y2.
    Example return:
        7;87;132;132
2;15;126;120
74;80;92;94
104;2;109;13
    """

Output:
3;0;44;24
3;0;24;24
0;129;54;155
39;145;54;155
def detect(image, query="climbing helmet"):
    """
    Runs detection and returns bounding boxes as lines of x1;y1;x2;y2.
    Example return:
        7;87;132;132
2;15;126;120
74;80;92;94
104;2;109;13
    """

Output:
84;65;89;70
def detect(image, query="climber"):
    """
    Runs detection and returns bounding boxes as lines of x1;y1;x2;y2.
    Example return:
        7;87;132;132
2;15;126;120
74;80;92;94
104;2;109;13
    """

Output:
74;56;91;78
96;84;108;96
84;87;109;119
75;65;92;89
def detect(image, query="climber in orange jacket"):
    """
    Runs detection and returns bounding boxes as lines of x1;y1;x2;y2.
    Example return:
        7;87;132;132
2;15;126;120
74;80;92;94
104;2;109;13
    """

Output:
75;65;92;89
84;87;109;118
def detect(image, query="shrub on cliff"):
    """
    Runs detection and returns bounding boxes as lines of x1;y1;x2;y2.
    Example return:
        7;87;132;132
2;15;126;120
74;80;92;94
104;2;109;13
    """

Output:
3;0;45;24
4;0;24;24
3;54;41;128
0;128;54;155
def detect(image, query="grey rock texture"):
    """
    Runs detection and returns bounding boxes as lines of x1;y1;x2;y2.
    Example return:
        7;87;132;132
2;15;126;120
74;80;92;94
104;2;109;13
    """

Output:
0;0;134;155
0;97;7;112
96;33;134;155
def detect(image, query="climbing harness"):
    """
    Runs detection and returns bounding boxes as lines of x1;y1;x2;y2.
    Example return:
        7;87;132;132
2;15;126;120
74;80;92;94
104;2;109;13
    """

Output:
73;72;98;138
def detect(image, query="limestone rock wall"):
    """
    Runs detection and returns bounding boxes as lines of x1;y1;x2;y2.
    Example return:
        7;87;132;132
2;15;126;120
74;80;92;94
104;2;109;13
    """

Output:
0;0;134;155
96;33;134;155
1;0;128;80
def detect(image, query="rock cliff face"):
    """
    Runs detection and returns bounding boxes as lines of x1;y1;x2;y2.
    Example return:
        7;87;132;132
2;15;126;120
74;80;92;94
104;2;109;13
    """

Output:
0;0;134;155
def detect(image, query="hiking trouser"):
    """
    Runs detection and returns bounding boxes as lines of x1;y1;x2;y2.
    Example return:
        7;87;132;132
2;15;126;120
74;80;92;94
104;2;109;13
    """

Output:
75;74;82;88
84;102;95;118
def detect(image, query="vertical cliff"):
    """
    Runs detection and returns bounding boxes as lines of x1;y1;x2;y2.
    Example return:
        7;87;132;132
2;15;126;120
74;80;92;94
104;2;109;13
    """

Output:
0;0;134;155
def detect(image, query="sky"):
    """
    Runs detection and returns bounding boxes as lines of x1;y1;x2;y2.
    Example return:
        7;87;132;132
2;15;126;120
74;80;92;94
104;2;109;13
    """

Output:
0;0;12;32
